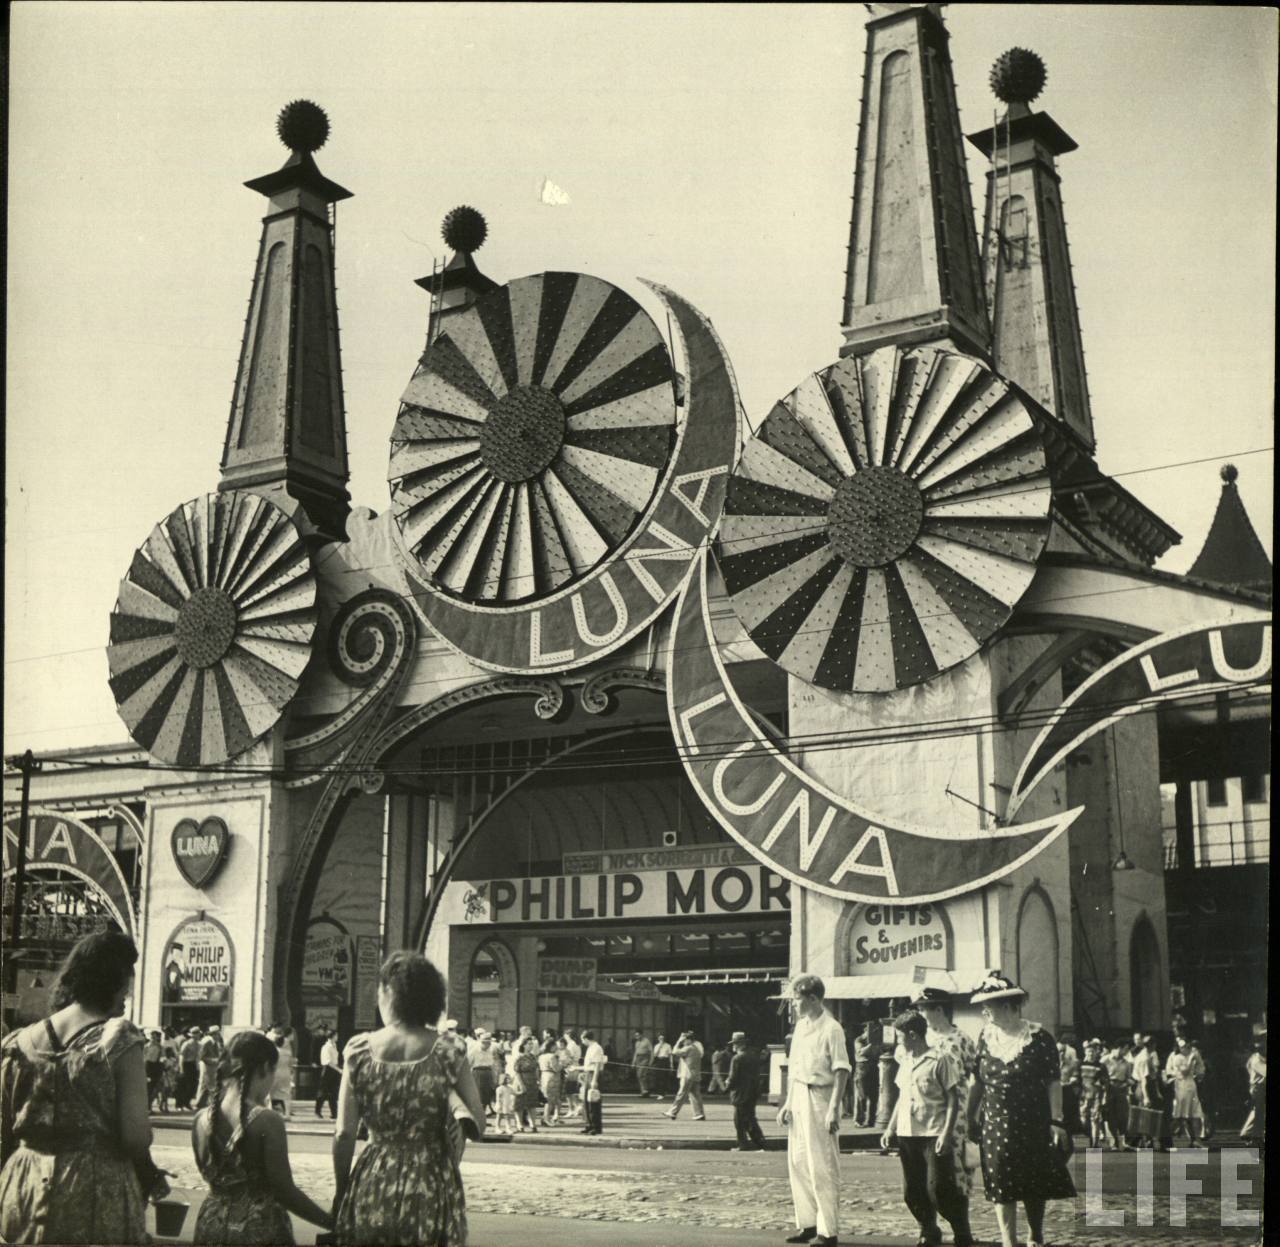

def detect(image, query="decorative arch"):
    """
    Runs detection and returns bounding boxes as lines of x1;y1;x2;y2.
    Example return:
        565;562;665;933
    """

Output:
469;938;519;1033
1129;913;1163;1031
1015;884;1061;1029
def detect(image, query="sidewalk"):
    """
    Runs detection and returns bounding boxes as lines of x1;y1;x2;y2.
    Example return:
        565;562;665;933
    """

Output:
152;1093;883;1150
149;1189;920;1247
150;1094;1252;1154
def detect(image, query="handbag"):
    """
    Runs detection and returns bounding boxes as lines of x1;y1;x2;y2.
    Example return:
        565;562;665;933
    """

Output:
1127;1104;1164;1136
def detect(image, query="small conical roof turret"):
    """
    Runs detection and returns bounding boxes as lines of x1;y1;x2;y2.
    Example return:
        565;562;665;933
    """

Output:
1187;464;1272;595
415;206;499;348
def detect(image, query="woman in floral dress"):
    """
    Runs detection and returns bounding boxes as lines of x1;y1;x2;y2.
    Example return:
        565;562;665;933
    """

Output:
333;952;486;1245
966;972;1075;1247
192;1030;332;1244
912;986;979;1195
0;932;160;1245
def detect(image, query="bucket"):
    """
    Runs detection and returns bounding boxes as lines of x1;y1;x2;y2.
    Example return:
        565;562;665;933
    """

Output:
154;1199;189;1238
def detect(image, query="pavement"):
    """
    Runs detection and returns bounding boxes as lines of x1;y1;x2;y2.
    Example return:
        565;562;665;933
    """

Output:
150;1092;1254;1154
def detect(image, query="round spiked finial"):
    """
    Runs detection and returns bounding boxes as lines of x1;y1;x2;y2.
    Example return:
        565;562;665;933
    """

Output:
442;205;487;254
1221;463;1239;484
990;48;1047;105
277;100;330;153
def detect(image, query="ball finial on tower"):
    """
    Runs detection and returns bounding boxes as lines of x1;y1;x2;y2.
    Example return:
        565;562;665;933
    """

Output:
990;48;1047;105
1221;463;1239;484
442;206;488;254
277;100;330;153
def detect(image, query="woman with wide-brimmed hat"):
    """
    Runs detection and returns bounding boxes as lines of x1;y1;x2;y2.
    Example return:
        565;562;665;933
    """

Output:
965;972;1075;1247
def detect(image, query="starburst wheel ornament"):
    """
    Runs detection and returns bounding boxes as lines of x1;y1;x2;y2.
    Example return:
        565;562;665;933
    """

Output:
716;344;1052;692
390;272;677;603
107;492;318;764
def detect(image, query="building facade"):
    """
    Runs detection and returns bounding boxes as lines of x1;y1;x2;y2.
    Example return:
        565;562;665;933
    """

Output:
6;8;1269;1065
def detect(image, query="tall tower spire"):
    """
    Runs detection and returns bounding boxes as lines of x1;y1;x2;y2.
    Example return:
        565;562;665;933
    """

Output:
219;101;352;543
841;4;990;360
967;51;1095;449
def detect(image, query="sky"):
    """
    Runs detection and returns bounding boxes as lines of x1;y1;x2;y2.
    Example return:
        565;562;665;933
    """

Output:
5;3;1275;756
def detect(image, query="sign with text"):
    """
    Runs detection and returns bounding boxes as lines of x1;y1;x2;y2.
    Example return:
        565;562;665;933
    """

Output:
162;916;233;1005
355;935;381;1029
171;816;230;889
473;862;790;924
1009;620;1272;818
301;918;353;1005
3;811;136;937
538;957;598;992
849;904;948;974
563;844;754;875
667;553;1081;903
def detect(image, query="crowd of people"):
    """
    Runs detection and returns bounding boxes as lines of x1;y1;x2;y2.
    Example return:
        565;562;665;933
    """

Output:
0;932;1266;1247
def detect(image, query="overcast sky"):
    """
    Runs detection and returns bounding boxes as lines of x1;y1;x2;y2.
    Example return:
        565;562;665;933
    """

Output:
5;3;1275;755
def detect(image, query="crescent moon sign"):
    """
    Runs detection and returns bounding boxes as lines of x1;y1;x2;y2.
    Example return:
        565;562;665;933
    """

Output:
1007;619;1271;820
667;550;1082;904
399;281;742;674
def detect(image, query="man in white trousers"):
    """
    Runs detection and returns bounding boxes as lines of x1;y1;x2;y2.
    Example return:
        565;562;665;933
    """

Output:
777;974;850;1247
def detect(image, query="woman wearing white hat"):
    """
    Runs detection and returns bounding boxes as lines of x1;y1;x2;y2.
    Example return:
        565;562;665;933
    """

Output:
966;972;1075;1247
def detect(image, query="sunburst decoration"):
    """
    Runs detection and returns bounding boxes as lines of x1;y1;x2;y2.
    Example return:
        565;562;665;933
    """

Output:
716;344;1052;693
107;491;317;765
389;271;677;604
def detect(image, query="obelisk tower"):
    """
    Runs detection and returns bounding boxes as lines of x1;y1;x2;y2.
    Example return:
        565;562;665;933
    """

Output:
967;51;1095;449
840;3;990;360
219;101;352;544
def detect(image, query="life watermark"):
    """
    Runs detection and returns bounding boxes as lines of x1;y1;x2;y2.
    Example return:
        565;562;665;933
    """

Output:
1083;1147;1261;1228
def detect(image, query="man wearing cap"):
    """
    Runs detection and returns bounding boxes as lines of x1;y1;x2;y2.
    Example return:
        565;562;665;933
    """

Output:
911;987;978;1198
727;1031;766;1151
882;1010;975;1247
468;1031;499;1117
778;974;850;1247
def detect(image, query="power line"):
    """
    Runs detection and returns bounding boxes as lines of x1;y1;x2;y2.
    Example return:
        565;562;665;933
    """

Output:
4;441;1272;671
11;677;1267;784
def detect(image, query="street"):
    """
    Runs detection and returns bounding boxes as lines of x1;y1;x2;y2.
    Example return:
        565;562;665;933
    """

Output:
150;1113;1264;1246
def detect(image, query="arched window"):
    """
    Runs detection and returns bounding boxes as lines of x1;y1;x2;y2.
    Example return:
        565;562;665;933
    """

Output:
1016;886;1061;1029
1129;916;1163;1031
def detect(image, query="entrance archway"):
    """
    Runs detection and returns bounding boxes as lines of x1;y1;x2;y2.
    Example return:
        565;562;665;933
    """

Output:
1129;915;1163;1030
469;940;518;1033
1016;885;1061;1029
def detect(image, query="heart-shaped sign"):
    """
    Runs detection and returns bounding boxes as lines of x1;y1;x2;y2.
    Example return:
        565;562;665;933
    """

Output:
171;816;231;889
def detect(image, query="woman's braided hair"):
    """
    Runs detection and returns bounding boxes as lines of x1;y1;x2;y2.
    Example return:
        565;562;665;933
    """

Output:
215;1031;279;1142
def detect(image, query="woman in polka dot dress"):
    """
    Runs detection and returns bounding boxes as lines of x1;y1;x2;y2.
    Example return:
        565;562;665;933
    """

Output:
966;972;1075;1247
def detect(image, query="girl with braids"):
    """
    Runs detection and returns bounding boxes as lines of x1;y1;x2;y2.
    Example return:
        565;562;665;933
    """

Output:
192;1030;332;1244
333;951;486;1245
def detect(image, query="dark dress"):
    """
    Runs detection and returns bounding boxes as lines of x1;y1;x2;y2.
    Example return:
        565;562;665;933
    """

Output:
514;1054;540;1116
0;1017;148;1244
974;1024;1076;1203
192;1103;294;1244
334;1032;467;1246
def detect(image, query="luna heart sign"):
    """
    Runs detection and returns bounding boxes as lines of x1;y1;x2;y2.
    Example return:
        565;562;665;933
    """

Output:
1007;620;1271;819
399;283;741;674
667;551;1082;903
171;816;231;889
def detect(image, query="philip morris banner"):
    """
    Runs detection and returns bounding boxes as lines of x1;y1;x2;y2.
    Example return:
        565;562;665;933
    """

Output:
1008;620;1271;819
667;552;1081;903
474;862;790;924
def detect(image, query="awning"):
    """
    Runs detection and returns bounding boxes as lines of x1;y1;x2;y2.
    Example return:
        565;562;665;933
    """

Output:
632;966;788;988
770;969;993;1002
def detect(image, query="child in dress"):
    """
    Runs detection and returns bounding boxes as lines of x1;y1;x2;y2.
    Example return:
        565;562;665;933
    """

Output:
495;1073;520;1134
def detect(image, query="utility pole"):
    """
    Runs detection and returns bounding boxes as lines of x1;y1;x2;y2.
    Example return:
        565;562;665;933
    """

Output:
7;750;39;947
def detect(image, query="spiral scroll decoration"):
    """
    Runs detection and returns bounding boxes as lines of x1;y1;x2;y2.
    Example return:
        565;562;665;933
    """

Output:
107;491;317;764
389;272;677;604
716;344;1052;693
